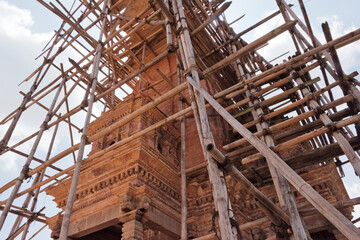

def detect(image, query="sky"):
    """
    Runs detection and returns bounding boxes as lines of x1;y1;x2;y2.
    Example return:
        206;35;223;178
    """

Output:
0;0;359;239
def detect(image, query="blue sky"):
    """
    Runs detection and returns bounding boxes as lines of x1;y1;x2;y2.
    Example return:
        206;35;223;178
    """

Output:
0;0;359;239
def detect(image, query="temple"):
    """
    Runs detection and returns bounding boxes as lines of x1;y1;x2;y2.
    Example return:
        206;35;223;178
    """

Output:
0;0;360;239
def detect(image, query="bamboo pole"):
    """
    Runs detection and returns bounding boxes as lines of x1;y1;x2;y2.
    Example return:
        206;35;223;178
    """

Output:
0;62;67;230
7;207;45;240
0;104;194;206
27;223;47;240
0;81;188;195
174;0;236;238
225;101;352;152
294;76;360;176
215;27;360;100
191;2;231;36
203;7;283;59
230;77;320;117
229;40;307;239
240;113;360;165
177;59;188;240
203;20;297;76
225;61;319;100
154;0;174;22
0;206;46;224
231;78;341;134
322;21;360;137
186;76;360;240
20;114;61;240
280;0;335;67
206;143;290;226
59;2;109;238
0;20;67;152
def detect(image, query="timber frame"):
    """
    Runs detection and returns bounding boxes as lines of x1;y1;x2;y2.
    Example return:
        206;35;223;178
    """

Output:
0;0;360;239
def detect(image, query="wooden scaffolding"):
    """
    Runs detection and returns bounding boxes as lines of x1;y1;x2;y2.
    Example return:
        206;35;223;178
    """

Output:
0;0;360;239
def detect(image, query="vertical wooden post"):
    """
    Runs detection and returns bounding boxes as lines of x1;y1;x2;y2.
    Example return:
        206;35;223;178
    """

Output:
173;0;236;238
186;76;360;240
229;40;307;239
322;21;360;136
279;0;335;67
0;22;66;153
294;75;360;176
19;114;61;240
177;58;188;239
0;64;67;231
59;1;109;239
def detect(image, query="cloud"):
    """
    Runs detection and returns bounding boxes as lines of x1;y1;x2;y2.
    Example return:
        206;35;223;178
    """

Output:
0;0;52;41
315;15;360;73
0;0;56;174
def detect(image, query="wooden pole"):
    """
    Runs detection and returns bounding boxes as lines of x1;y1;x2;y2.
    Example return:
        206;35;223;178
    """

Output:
20;114;61;240
191;2;231;36
228;38;307;239
9;122;62;237
154;0;174;22
0;81;188;196
206;143;290;226
279;0;335;67
294;76;360;176
186;76;360;240
214;26;360;99
203;20;297;76
174;0;236;238
322;21;360;137
59;1;109;239
0;21;67;152
0;61;67;230
177;59;188;240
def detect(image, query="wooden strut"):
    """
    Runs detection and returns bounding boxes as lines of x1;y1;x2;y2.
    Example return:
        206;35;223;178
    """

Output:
59;1;109;239
225;96;354;152
8;115;60;238
294;76;360;176
0;20;67;152
214;26;360;99
0;82;188;197
186;76;360;240
0;59;67;230
322;21;360;139
228;37;308;239
0;1;359;239
177;58;188;240
174;0;237;238
206;143;290;227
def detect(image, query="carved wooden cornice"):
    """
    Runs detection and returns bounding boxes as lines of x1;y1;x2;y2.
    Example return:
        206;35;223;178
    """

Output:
56;165;180;210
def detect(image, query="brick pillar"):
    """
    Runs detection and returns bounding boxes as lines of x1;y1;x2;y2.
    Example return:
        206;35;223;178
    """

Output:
121;210;144;240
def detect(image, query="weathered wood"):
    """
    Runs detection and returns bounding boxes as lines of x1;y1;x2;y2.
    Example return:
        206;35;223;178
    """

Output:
294;75;360;176
0;62;67;230
203;20;297;76
154;0;174;22
177;59;188;240
0;206;46;224
187;75;360;240
174;0;236;238
215;26;360;100
206;143;290;226
191;2;231;36
240;114;360;164
279;0;334;67
59;2;109;238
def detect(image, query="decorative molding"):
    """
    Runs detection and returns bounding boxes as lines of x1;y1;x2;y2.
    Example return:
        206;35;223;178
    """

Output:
57;165;180;210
